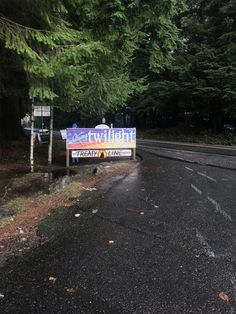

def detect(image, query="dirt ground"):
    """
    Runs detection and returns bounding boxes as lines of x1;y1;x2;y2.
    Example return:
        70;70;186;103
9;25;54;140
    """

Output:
0;138;137;267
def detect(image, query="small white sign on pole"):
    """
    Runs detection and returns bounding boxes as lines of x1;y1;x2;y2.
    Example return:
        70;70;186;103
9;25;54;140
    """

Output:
34;106;51;117
60;129;67;140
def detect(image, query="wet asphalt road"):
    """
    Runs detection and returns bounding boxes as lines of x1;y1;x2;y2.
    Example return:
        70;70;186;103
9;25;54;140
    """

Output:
1;145;236;313
138;139;236;169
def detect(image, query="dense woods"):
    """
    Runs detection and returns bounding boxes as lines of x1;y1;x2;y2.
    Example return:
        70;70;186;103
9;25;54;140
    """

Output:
0;0;235;140
131;0;236;129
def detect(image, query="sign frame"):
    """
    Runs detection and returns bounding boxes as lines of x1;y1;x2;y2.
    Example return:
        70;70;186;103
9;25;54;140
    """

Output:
66;128;136;167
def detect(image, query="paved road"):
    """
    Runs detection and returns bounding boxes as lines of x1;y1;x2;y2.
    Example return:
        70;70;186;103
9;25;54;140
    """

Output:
0;148;236;313
138;139;236;170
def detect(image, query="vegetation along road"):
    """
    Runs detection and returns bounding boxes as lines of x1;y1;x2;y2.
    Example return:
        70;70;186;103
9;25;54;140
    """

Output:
0;146;236;313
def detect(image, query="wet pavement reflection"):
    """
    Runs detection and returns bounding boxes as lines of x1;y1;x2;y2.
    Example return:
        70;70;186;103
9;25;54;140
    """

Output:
0;151;236;313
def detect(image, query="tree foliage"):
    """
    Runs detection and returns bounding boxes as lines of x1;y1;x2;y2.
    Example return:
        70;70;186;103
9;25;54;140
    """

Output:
131;0;236;129
0;0;184;122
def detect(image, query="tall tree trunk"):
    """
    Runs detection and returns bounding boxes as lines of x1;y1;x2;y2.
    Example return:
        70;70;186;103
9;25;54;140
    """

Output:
30;98;35;172
212;105;223;130
48;104;53;166
0;96;23;140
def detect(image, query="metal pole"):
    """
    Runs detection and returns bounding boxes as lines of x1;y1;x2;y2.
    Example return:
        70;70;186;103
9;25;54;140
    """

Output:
48;103;53;166
30;98;35;172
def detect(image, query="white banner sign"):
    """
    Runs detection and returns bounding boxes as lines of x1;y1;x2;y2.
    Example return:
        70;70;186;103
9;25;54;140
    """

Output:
72;149;132;158
34;106;51;117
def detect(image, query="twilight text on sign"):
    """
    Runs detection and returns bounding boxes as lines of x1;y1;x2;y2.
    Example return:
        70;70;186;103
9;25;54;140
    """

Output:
67;128;136;150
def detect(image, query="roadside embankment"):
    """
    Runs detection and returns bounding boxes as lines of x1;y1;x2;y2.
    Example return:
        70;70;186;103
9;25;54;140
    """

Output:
0;152;138;267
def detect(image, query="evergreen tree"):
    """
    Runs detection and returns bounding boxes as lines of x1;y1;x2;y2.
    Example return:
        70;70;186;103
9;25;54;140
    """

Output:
131;0;236;130
0;0;185;139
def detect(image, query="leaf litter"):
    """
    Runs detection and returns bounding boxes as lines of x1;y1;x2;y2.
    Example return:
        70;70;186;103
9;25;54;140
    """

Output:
219;292;229;302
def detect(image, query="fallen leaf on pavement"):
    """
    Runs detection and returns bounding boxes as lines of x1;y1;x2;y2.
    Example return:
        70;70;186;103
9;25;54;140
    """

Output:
82;187;97;191
219;292;229;302
49;276;57;284
66;287;76;294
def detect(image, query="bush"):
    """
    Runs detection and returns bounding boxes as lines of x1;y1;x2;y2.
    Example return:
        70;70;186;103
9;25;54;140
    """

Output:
138;128;236;146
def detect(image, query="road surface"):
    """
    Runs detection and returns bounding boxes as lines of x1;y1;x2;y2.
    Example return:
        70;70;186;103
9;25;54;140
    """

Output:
0;142;236;313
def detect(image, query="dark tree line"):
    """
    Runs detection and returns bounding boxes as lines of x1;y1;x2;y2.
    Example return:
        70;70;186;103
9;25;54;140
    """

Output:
1;0;234;141
131;0;236;130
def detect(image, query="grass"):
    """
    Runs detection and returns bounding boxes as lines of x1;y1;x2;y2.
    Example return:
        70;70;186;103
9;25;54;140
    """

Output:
0;219;9;227
3;197;28;214
2;180;82;216
138;128;236;146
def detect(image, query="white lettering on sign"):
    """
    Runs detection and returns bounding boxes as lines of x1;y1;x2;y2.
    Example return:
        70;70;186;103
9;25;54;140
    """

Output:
72;149;132;158
71;129;135;144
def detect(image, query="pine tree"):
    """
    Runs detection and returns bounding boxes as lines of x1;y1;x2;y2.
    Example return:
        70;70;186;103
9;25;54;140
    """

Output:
131;0;236;130
0;0;185;139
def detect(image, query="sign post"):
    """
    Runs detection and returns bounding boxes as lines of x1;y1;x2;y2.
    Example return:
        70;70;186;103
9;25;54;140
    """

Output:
66;149;70;168
132;147;136;160
30;103;51;172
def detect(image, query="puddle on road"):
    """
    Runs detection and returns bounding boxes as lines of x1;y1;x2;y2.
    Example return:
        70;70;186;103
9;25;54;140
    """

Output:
99;175;125;190
0;208;15;218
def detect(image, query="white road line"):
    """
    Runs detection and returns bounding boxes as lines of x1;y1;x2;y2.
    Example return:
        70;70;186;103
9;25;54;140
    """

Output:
185;166;194;172
207;196;232;222
224;174;236;182
191;184;202;195
196;229;215;258
197;171;217;182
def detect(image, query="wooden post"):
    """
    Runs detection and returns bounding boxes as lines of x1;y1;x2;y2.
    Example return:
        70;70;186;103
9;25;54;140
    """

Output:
66;149;70;168
48;103;53;166
132;148;136;160
30;98;35;173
